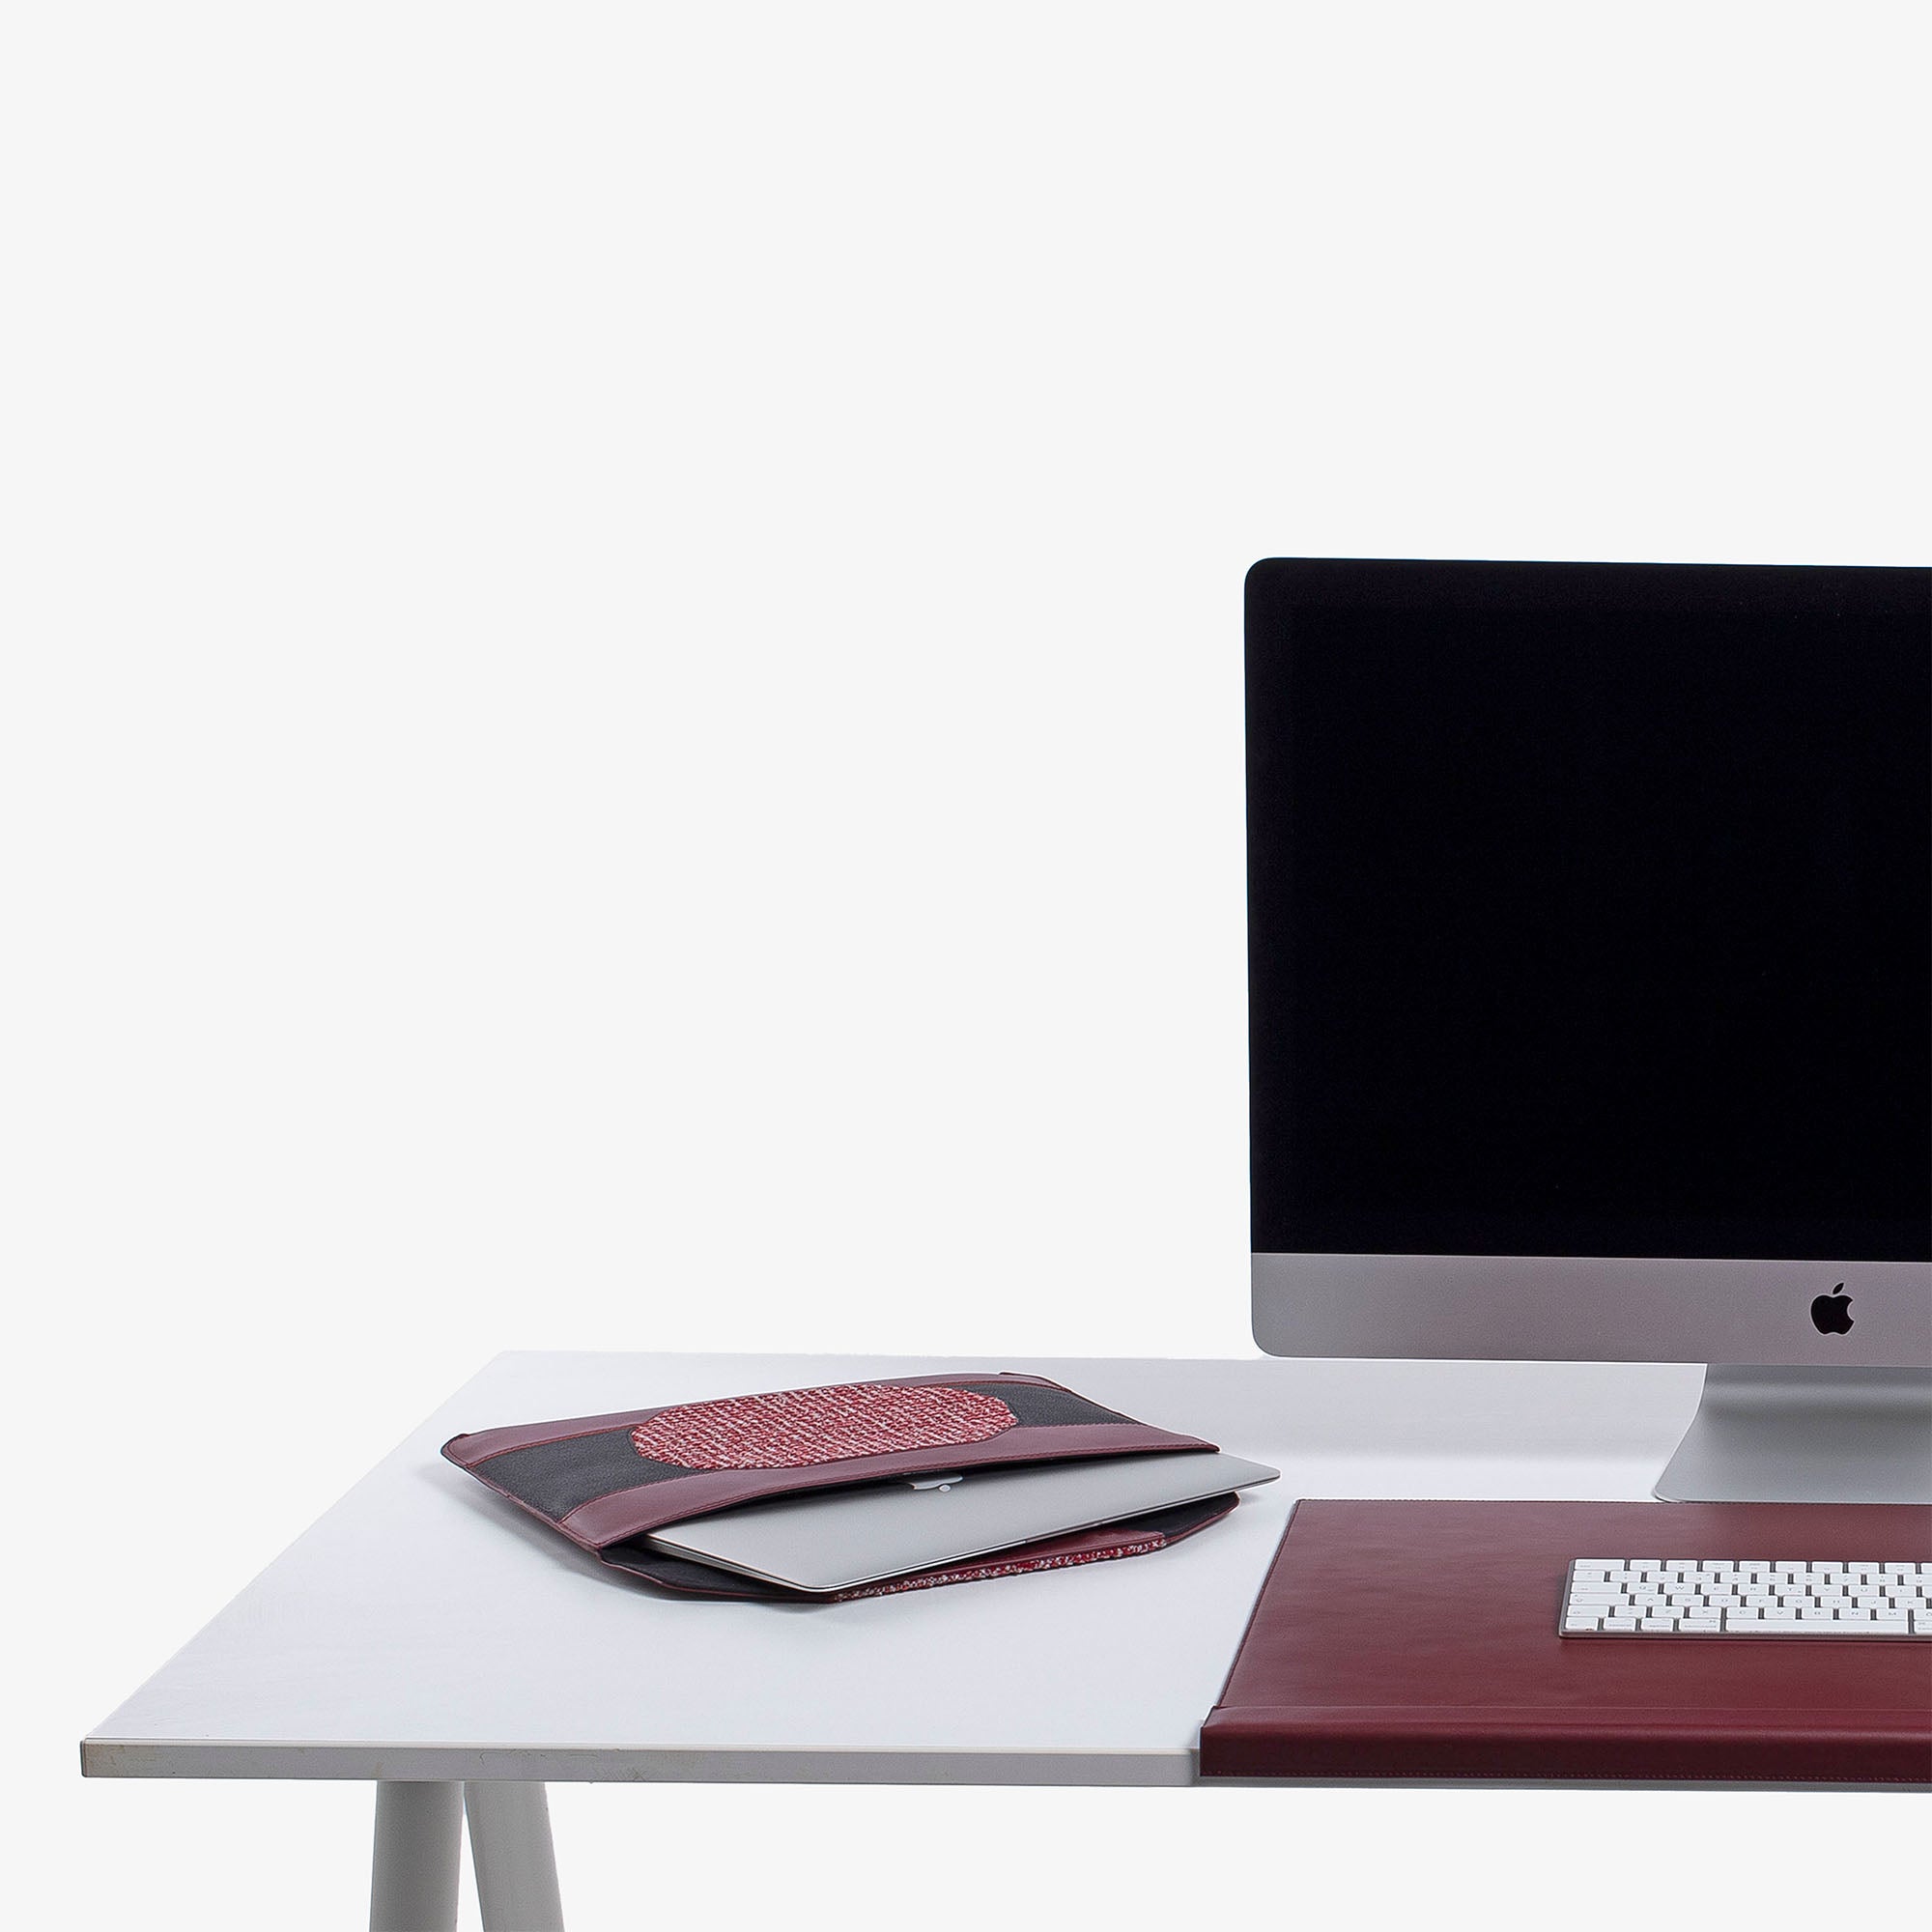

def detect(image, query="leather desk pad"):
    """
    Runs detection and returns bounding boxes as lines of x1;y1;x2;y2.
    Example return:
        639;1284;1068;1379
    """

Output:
1200;1498;1932;1784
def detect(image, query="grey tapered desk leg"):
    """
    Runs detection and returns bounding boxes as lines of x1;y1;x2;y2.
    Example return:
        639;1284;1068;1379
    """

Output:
465;1781;565;1932
370;1781;463;1932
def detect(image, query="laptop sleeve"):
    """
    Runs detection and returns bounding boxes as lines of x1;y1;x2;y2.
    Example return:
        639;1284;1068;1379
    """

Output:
442;1371;1236;1602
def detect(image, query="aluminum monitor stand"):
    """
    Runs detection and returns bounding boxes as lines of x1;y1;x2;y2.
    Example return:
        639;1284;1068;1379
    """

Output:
1655;1366;1932;1504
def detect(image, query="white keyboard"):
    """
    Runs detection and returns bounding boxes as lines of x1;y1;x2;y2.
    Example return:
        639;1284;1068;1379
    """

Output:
1560;1559;1932;1637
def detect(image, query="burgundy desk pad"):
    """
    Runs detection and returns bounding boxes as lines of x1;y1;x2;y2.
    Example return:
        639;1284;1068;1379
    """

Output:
444;1372;1235;1602
1200;1499;1932;1784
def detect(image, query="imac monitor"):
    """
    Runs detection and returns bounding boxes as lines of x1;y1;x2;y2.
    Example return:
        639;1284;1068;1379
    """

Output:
1245;559;1931;1502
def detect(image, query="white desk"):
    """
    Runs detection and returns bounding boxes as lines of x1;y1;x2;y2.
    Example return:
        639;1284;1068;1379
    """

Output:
83;1351;1706;1928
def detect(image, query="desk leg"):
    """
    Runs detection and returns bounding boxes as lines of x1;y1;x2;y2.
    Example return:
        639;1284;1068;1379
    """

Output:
465;1781;564;1932
369;1781;463;1932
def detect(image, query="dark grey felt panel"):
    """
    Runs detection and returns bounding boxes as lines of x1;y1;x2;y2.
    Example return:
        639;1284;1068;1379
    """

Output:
478;1430;688;1520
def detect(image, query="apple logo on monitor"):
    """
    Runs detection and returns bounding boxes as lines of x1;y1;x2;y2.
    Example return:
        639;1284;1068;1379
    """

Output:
1809;1284;1854;1335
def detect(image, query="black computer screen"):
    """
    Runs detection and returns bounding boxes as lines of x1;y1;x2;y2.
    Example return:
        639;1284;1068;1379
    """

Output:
1245;560;1931;1263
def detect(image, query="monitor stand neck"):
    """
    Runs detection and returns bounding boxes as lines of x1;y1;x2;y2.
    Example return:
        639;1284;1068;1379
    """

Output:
1655;1366;1932;1504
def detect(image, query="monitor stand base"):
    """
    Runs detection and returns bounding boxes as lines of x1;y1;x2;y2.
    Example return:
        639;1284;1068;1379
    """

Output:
1654;1366;1932;1504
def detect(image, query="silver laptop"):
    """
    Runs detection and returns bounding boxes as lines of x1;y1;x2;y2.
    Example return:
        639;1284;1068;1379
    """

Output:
646;1450;1279;1593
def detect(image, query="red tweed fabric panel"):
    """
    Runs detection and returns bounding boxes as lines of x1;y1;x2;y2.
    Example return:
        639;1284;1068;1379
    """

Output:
838;1531;1169;1602
629;1381;1018;1470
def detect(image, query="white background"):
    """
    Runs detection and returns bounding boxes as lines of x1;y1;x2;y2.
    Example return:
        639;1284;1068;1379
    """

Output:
5;4;1927;1926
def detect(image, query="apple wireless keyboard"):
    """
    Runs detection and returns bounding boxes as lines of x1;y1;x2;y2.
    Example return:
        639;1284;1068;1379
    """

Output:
1559;1558;1931;1636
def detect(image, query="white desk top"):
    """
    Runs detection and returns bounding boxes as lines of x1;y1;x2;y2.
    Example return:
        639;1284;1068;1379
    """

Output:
84;1351;1703;1786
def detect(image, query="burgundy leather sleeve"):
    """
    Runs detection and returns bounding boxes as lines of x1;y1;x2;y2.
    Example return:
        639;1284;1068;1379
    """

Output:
1200;1499;1932;1785
441;1372;1217;1556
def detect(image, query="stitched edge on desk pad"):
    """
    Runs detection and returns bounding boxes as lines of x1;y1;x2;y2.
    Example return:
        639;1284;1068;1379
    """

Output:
447;1376;1178;1535
599;1492;1241;1603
